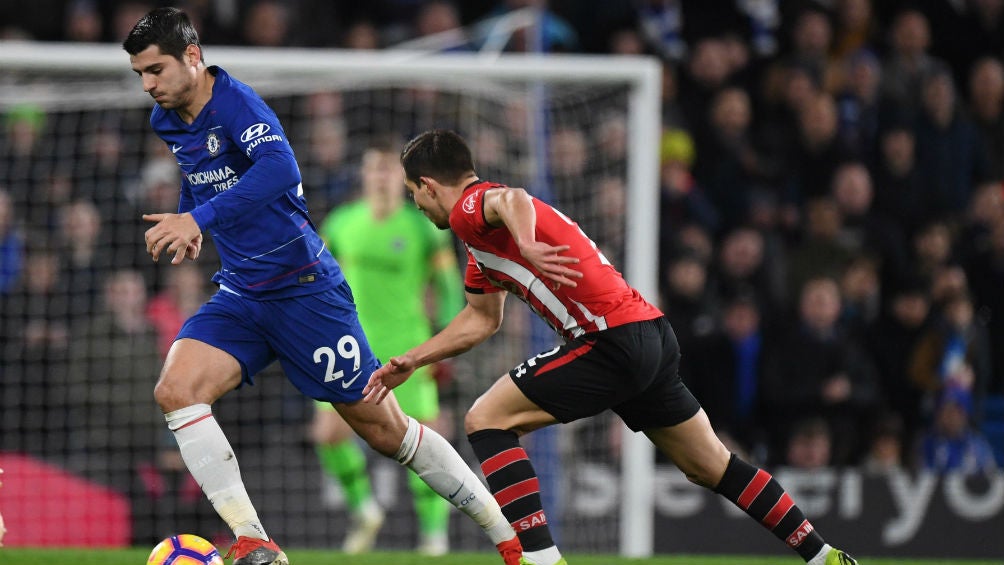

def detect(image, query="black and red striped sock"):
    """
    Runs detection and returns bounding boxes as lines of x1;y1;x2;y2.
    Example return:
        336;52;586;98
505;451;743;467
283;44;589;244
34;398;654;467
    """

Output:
714;453;825;561
468;429;554;552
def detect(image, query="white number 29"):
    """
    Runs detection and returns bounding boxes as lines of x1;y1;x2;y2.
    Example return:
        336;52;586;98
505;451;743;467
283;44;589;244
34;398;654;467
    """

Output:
313;335;361;383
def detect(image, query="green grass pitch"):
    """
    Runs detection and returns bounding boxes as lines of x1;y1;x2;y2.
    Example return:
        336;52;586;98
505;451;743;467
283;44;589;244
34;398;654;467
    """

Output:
0;549;997;565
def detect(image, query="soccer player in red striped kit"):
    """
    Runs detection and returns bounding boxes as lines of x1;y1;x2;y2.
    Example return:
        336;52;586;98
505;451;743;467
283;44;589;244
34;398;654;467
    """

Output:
364;129;858;565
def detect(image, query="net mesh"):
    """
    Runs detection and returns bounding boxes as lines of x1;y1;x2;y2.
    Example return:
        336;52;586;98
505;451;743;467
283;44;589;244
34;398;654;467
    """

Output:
0;58;634;552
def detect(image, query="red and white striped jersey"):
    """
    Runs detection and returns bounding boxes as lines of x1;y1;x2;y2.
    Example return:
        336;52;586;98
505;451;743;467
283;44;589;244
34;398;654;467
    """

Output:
450;181;663;340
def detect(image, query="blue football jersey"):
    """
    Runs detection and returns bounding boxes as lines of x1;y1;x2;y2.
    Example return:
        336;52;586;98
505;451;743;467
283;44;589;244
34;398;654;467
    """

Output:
150;66;343;299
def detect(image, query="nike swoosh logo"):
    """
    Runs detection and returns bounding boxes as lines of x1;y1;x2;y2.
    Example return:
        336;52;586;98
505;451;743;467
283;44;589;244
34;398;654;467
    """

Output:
341;371;362;389
171;144;182;154
448;481;464;499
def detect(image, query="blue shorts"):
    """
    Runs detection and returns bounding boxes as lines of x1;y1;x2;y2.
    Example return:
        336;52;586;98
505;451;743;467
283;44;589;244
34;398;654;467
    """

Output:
176;281;381;403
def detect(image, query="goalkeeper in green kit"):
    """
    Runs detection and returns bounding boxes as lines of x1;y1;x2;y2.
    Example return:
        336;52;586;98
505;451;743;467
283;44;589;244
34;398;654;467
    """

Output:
312;135;464;555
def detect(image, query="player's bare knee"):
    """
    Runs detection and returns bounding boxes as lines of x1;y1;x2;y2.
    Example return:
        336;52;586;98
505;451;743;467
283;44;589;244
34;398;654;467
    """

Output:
154;370;213;413
463;405;491;435
358;421;403;457
679;453;730;489
153;377;188;413
683;466;719;489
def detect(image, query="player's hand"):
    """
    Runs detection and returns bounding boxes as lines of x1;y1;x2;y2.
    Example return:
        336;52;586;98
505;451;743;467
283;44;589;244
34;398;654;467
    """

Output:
363;356;418;405
186;233;203;261
518;241;582;288
143;212;202;265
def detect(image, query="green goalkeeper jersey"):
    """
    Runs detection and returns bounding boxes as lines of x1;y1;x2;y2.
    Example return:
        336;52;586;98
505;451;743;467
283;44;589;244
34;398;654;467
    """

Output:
319;200;462;375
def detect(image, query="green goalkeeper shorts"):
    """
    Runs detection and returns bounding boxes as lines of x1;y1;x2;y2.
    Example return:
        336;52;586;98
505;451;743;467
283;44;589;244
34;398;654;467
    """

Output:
315;364;439;421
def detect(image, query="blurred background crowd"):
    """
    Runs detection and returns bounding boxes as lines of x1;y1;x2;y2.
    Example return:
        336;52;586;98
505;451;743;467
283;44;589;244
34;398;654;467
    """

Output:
1;0;1004;543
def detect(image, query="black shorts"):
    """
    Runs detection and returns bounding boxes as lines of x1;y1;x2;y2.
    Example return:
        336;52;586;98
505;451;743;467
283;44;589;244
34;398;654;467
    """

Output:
508;316;701;431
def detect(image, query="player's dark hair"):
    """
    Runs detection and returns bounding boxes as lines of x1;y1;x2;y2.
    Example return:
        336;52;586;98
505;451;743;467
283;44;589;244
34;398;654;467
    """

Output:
400;129;475;185
122;7;202;62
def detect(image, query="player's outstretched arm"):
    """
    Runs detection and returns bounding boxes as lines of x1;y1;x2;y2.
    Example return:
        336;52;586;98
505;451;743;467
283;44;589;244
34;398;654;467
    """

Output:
483;187;582;288
363;291;505;404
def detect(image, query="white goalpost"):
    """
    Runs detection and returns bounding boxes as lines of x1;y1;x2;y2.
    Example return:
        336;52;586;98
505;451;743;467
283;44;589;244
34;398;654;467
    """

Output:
0;42;661;556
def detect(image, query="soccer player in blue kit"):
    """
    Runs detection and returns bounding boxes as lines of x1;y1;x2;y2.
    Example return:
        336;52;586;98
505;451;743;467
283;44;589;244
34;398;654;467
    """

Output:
123;8;525;565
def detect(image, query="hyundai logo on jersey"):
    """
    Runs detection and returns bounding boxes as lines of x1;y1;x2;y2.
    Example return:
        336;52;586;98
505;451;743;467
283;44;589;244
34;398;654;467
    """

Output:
240;122;271;143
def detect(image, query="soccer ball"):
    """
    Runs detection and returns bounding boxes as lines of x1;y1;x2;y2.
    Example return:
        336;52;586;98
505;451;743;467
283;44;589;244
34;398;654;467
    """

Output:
147;534;224;565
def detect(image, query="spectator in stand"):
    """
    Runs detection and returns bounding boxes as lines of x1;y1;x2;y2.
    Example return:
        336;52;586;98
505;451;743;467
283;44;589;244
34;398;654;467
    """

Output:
635;0;687;61
240;0;292;47
831;161;909;285
660;62;688;130
342;20;381;49
56;199;109;321
918;384;999;475
936;0;1004;80
784;417;833;470
785;197;855;307
929;263;970;308
831;0;878;61
677;37;734;134
299;117;357;214
914;63;989;216
755;62;819;177
788;92;853;204
692;87;765;231
710;226;786;326
0;239;71;456
660;251;718;362
763;276;880;465
0;189;23;295
64;268;164;543
469;126;518;187
959;181;1004;268
659;128;719;237
670;222;715;266
547;125;589;209
785;8;836;91
968;57;1004;180
909;289;993;427
594;111;628;177
834;49;884;163
63;0;102;43
865;276;932;446
0;104;50;211
592;176;627;267
146;262;211;359
909;218;956;281
861;412;905;474
686;292;769;460
880;9;941;119
76;123;130;201
411;0;470;52
607;27;647;56
960;183;1004;395
111;2;154;42
870;122;927;237
838;255;881;337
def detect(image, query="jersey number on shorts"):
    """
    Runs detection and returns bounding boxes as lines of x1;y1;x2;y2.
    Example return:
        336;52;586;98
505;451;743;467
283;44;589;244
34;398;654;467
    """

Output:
313;335;361;388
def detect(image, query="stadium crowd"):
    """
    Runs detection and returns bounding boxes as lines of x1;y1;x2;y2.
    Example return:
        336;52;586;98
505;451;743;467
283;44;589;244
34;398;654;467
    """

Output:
2;0;1004;542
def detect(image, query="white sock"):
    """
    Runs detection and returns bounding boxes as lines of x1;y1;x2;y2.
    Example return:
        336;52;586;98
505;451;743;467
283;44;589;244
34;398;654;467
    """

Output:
166;404;268;541
808;543;833;565
524;547;564;565
396;417;516;545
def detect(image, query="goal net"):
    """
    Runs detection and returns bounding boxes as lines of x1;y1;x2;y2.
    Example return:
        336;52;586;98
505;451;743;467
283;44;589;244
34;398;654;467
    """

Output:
0;42;660;555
